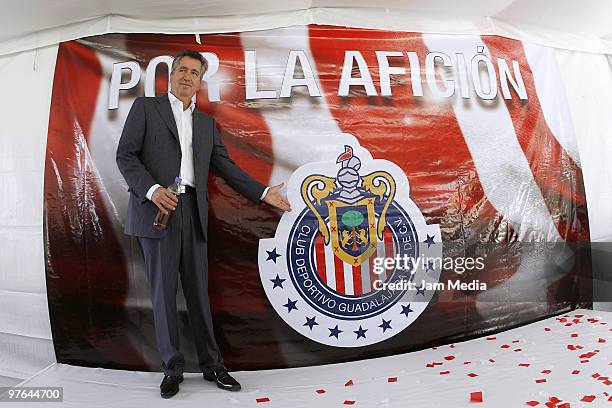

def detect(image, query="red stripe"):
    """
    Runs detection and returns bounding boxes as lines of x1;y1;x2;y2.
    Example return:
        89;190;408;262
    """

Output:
333;248;346;294
369;254;377;291
315;234;327;284
352;265;363;295
47;42;126;302
481;36;589;242
308;26;522;303
384;228;395;276
45;42;146;367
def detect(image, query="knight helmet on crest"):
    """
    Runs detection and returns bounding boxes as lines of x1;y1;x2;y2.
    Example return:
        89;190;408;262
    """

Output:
300;146;396;266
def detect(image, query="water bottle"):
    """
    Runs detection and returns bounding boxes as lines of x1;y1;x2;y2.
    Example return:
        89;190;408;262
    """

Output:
153;177;182;230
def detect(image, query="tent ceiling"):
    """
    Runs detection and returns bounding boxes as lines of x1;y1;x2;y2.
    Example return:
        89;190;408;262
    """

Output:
3;0;612;56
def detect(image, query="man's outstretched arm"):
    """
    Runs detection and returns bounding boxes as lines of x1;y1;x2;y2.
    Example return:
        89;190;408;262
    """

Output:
210;119;291;212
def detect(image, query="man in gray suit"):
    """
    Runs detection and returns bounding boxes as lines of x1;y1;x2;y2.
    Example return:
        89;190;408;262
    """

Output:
116;50;290;399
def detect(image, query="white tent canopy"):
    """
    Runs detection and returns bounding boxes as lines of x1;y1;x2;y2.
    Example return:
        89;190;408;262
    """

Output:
3;0;612;56
1;0;611;392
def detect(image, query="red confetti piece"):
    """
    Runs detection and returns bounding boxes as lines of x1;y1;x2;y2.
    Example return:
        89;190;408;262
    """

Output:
580;360;590;363
548;397;561;404
433;362;443;366
575;314;584;318
526;401;540;406
571;333;578;338
575;345;584;349
426;363;435;368
541;370;552;374
572;370;580;374
581;395;596;403
598;376;609;381
557;403;570;408
489;359;496;363
315;389;326;394
544;328;551;331
470;391;483;403
468;373;478;377
535;379;547;383
559;318;568;323
598;338;606;343
486;337;496;341
573;319;581;323
345;379;353;386
343;400;355;405
501;344;510;349
439;371;450;375
514;349;523;352
545;402;556;408
387;377;397;383
609;397;612;402
444;356;455;361
519;363;531;367
256;397;271;403
604;380;612;385
513;340;520;343
567;345;576;350
564;323;572;326
464;361;472;365
592;373;600;378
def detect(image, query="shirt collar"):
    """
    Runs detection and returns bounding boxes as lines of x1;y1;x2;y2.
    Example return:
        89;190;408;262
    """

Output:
168;91;195;113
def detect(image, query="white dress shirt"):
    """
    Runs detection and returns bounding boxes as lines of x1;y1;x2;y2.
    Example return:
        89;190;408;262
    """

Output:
146;92;269;201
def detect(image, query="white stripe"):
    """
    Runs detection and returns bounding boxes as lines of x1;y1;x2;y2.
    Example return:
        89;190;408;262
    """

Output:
421;34;562;243
343;261;354;295
523;43;581;166
361;257;371;293
240;27;346;185
324;241;336;291
420;35;574;322
376;240;387;281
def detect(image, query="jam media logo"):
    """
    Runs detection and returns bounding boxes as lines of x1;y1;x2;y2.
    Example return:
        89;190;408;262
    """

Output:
259;139;441;347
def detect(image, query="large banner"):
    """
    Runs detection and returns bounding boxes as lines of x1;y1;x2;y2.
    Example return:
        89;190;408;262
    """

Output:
44;26;591;371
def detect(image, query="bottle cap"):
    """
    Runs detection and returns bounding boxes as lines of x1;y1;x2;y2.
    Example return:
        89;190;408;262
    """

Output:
175;176;182;184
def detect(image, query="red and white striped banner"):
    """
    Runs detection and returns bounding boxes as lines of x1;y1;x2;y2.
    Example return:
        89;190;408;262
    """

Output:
44;26;590;368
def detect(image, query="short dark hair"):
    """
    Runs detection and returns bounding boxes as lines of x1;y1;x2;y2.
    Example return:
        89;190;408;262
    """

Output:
171;50;206;79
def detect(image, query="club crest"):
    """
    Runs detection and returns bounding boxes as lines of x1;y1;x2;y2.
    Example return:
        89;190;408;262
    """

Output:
259;138;442;347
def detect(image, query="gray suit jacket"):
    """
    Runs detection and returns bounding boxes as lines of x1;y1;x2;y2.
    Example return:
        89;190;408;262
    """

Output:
116;95;266;239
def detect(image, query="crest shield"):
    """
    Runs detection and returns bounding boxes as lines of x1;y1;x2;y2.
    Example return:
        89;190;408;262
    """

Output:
326;198;377;266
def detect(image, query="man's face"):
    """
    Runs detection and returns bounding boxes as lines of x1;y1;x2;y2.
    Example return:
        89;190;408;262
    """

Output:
170;56;202;100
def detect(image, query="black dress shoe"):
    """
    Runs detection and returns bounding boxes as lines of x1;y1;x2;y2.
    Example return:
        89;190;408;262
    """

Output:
160;375;183;399
203;367;241;392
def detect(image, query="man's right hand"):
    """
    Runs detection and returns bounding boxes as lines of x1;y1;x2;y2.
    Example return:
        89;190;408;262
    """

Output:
152;187;178;214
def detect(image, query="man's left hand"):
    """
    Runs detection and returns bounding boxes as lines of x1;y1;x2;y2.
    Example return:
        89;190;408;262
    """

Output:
263;183;292;212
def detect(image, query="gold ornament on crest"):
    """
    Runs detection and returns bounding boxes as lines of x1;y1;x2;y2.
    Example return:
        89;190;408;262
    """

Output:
300;146;396;266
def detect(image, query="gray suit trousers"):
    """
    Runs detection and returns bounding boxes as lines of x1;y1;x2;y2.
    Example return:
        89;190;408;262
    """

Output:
137;192;223;376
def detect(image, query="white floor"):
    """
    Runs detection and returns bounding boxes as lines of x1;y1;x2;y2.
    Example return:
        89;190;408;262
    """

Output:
3;309;610;407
